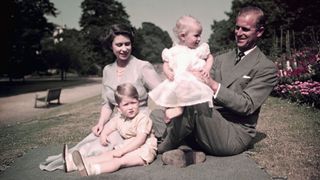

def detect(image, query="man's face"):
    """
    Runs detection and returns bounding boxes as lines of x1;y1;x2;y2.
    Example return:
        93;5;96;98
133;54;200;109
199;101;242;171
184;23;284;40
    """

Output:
235;13;264;52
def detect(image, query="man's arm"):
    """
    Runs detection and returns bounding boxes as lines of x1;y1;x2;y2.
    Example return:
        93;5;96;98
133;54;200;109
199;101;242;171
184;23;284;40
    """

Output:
197;58;278;115
215;65;278;115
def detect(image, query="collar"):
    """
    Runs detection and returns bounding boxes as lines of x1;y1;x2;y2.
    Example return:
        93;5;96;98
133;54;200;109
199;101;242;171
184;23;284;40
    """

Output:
238;46;257;56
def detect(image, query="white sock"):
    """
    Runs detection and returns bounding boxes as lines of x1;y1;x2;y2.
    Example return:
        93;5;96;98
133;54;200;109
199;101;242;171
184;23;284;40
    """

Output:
92;164;101;175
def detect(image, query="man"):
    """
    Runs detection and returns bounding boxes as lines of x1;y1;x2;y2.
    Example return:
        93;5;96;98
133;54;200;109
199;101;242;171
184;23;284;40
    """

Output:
152;6;278;167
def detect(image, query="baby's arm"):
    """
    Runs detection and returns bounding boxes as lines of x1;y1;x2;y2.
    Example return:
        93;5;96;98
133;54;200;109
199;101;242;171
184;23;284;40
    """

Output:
112;133;147;157
163;62;174;81
99;119;117;146
202;54;214;77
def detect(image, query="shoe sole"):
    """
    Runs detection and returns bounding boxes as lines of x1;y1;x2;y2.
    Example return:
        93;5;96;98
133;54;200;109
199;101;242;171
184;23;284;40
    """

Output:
187;150;206;164
72;151;88;176
161;150;187;168
162;149;206;168
62;144;67;172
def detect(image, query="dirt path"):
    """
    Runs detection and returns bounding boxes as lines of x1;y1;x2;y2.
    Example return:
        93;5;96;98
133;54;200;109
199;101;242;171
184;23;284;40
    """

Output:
0;78;102;127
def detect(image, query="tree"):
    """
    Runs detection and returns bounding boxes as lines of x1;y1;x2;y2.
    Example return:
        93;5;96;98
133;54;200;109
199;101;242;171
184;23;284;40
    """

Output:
7;0;57;80
135;22;172;63
79;0;130;71
209;0;320;56
42;28;88;80
209;0;278;55
208;19;234;54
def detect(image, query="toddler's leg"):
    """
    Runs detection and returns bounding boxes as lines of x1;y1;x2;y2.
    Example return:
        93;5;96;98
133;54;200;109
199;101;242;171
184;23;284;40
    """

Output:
73;150;144;176
92;152;144;175
165;107;184;123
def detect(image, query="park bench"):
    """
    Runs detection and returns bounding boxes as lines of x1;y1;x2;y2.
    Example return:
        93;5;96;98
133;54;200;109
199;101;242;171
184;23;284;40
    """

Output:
34;88;62;108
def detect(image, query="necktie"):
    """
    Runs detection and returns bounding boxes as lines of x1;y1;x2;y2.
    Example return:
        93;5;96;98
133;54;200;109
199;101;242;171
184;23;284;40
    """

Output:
235;51;245;65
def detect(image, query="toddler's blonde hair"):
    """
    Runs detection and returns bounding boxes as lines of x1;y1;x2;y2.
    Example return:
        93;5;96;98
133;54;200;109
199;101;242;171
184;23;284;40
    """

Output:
114;83;139;105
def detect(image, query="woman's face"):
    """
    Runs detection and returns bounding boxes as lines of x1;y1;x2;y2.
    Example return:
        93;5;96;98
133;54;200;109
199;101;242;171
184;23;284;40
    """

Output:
111;35;132;62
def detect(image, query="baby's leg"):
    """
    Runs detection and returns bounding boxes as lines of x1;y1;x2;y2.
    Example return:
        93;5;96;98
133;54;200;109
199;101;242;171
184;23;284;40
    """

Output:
165;107;184;123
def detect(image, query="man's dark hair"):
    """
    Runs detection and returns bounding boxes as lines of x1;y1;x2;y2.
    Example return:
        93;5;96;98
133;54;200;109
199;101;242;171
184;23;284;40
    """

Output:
238;6;266;29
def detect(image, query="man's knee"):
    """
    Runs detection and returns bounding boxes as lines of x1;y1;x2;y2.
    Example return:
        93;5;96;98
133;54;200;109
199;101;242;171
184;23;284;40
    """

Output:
203;136;250;156
192;102;213;117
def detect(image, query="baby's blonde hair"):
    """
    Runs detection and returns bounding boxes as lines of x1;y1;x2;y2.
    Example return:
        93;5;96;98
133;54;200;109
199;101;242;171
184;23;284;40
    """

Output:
173;15;202;42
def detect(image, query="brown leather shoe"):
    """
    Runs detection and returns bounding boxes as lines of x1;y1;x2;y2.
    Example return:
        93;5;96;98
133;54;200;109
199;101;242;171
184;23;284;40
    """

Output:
161;149;206;168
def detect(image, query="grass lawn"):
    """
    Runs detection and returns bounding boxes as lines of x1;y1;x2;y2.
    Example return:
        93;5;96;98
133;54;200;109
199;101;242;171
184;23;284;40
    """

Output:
0;96;319;179
250;97;320;180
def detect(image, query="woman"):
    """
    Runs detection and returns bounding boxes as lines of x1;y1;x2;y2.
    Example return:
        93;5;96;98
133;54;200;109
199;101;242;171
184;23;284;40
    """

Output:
39;24;162;171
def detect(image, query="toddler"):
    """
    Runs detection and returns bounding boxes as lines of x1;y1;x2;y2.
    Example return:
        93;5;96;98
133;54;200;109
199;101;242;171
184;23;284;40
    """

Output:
64;83;157;176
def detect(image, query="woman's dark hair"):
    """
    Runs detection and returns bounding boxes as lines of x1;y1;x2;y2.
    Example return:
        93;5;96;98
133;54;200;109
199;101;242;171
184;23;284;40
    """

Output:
101;24;135;50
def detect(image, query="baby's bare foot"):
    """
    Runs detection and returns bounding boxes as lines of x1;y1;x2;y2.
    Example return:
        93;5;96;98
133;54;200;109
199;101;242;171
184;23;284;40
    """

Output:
165;107;183;122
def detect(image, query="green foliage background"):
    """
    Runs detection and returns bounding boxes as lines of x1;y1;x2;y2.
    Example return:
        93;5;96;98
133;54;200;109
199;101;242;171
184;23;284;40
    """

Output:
6;0;320;79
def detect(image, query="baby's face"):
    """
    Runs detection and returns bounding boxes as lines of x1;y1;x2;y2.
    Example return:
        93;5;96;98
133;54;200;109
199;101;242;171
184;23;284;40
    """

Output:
183;22;202;49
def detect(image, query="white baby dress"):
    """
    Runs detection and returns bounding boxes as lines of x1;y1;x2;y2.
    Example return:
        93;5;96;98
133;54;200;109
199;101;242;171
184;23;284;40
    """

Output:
149;43;213;107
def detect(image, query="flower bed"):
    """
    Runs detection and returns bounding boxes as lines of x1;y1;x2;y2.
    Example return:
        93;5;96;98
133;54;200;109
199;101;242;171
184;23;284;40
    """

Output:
272;80;320;108
272;48;320;108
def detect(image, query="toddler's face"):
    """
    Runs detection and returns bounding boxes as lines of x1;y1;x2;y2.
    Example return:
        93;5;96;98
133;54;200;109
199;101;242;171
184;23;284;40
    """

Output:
117;96;139;119
183;22;202;49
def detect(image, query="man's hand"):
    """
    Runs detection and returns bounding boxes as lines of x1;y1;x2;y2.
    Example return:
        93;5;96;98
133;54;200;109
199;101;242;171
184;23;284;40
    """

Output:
191;70;209;84
201;68;210;79
191;70;219;92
